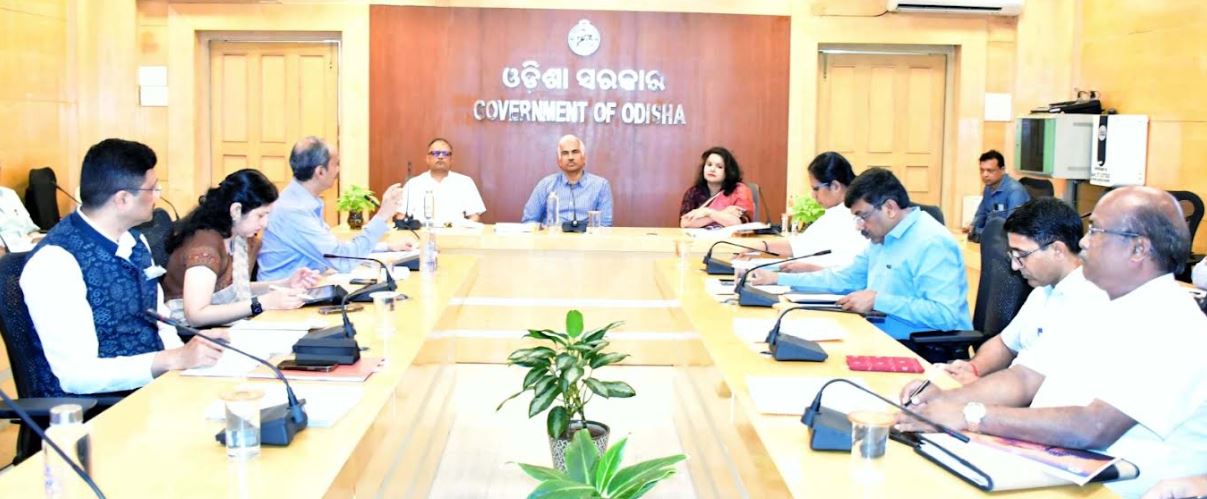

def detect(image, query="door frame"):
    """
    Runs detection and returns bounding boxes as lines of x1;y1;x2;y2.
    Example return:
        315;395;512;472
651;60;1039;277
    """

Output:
816;44;957;224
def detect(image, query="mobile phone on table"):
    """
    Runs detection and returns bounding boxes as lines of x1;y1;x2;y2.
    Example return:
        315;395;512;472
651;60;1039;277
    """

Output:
318;304;364;315
350;277;378;285
277;359;336;372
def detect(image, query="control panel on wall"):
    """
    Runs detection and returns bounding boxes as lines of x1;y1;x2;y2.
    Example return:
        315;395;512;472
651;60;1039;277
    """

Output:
1090;115;1149;187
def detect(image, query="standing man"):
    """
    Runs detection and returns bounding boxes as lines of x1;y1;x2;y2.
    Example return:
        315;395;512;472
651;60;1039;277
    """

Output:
258;136;407;280
964;150;1030;242
21;138;224;395
397;138;486;226
521;134;614;227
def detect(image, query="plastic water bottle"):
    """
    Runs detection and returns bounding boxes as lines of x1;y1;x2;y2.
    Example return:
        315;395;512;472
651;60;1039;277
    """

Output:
44;404;90;499
420;230;438;273
544;191;560;230
423;189;435;226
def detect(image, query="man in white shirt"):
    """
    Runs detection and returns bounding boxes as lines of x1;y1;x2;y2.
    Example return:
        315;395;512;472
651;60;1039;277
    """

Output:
397;138;486;227
933;198;1108;383
899;187;1207;497
0;182;40;253
20;138;223;395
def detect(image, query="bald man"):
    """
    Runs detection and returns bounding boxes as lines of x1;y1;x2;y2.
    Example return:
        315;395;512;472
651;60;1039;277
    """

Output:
258;136;407;279
520;134;614;227
898;187;1207;497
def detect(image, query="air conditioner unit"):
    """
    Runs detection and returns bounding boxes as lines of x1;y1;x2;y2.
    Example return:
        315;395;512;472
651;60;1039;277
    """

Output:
887;0;1023;16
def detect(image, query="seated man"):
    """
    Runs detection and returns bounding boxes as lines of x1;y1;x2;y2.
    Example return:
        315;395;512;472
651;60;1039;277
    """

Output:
748;167;971;341
963;149;1030;242
20;138;224;395
899;187;1207;497
259;136;407;280
0;164;42;253
940;198;1108;383
397;138;486;226
521;134;613;227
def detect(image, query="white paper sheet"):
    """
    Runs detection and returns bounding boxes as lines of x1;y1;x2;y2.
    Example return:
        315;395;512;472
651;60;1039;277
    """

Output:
745;376;883;416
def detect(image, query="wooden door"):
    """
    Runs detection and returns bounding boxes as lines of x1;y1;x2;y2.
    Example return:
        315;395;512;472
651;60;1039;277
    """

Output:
818;53;946;208
210;41;340;223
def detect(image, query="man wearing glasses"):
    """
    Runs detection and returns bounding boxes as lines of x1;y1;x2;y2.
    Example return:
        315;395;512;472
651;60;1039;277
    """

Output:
899;187;1207;498
397;138;486;226
908;198;1107;386
748;167;971;341
21;138;225;395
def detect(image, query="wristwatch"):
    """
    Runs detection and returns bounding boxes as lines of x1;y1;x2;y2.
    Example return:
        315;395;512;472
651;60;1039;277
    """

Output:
963;402;987;432
250;296;264;317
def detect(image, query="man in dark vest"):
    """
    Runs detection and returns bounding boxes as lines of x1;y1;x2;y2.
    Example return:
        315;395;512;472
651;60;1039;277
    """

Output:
20;138;223;395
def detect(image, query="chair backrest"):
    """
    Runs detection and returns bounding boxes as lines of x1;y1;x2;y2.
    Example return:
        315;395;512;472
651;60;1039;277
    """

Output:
133;208;174;268
916;204;945;225
745;182;768;224
1169;190;1204;243
0;252;66;398
972;217;1031;338
23;167;60;231
1018;176;1055;199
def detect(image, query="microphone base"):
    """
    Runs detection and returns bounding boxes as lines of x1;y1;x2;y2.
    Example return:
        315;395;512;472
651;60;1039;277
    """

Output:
704;257;734;275
737;286;779;307
561;220;587;233
293;326;361;365
215;403;308;447
770;334;828;362
802;405;853;451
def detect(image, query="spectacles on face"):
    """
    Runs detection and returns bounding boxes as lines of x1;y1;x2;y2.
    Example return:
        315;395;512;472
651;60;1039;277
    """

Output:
1007;240;1054;265
429;150;452;158
853;204;881;223
811;182;831;193
127;183;162;196
1087;223;1141;239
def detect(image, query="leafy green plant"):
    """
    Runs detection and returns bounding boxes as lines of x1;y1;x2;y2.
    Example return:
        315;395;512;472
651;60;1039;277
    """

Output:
517;429;686;499
336;185;379;214
498;310;636;439
790;195;826;228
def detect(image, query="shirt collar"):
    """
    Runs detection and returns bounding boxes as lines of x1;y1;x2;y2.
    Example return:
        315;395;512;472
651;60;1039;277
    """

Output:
884;207;922;243
825;204;850;216
988;174;1016;195
77;210;138;259
284;180;323;213
1111;273;1177;305
557;172;589;187
1050;266;1086;297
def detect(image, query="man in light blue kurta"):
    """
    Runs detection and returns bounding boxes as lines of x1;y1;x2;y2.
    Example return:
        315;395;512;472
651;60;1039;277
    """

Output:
520;134;614;226
750;168;971;340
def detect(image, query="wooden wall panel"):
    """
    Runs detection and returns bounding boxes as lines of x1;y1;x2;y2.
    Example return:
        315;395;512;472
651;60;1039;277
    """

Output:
369;6;790;227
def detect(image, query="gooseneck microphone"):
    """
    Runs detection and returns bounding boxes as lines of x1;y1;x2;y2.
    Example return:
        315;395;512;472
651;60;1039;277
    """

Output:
762;305;829;362
394;161;422;231
322;254;397;293
561;183;586;233
143;311;309;446
49;180;81;206
735;249;832;307
802;378;968;451
0;389;105;497
701;240;782;275
292;258;400;365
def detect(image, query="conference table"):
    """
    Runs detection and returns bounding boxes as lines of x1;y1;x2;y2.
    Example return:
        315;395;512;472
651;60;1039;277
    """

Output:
0;225;1117;498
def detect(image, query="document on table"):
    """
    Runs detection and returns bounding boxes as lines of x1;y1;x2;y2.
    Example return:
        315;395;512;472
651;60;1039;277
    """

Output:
180;329;309;378
744;376;882;416
204;383;363;428
494;222;537;234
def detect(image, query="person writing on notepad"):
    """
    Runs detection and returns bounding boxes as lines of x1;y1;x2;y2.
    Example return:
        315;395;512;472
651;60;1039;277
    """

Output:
897;187;1207;498
760;152;867;270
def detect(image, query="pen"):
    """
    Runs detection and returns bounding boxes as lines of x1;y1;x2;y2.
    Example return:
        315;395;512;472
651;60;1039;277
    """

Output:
905;380;932;406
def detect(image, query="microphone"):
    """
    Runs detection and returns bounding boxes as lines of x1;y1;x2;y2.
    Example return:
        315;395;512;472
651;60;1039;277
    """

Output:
0;389;105;497
292;257;402;365
762;305;828;362
561;183;586;233
322;254;398;293
394;161;422;231
702;240;781;275
735;249;831;307
49;180;81;206
158;196;180;220
801;378;968;451
143;310;309;446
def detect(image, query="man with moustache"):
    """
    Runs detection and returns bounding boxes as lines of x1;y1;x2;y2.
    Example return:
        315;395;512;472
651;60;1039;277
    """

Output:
397;138;486;226
521;134;614;227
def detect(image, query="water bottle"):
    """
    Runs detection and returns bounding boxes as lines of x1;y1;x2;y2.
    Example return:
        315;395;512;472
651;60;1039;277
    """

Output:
420;230;438;273
544;191;560;230
44;404;91;499
423;189;436;226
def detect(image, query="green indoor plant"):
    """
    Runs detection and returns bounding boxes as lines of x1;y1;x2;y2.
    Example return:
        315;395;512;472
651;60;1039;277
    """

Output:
789;195;825;232
499;310;636;469
336;185;379;229
516;429;686;499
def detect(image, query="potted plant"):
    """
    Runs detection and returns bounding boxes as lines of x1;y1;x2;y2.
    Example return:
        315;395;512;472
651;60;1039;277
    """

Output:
336;185;379;230
516;429;685;499
498;310;636;470
789;194;825;232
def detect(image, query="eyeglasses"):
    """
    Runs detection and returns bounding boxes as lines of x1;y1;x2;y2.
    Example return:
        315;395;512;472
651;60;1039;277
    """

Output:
810;182;831;193
1007;240;1053;265
127;183;162;195
429;150;452;158
853;204;881;222
1087;223;1141;239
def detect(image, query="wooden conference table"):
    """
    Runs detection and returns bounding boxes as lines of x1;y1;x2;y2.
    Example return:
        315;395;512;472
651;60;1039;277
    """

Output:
0;226;1115;498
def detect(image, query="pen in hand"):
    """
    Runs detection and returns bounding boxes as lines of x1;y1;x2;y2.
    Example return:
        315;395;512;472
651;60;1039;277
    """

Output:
905;380;932;407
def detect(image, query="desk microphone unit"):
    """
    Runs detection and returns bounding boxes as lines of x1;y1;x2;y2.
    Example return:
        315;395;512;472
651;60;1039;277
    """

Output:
701;240;780;275
801;378;966;451
735;249;831;307
293;258;399;365
144;311;309;446
323;254;410;301
764;305;828;362
560;182;587;233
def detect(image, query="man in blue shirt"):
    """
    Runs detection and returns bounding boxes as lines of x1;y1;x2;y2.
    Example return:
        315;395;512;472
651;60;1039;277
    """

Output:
258;136;408;280
748;167;971;341
521;134;614;227
963;149;1030;242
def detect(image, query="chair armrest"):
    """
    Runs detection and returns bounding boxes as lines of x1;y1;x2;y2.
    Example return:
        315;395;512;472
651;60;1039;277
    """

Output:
909;330;984;345
0;398;99;419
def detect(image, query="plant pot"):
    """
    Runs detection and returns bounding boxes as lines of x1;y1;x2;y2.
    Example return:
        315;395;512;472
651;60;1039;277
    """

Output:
347;211;365;230
548;420;609;471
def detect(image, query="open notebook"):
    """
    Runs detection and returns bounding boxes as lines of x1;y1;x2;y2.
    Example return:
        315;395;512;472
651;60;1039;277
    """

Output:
916;432;1139;491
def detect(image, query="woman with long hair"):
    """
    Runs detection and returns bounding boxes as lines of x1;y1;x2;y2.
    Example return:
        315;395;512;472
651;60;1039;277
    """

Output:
678;146;755;228
162;169;319;326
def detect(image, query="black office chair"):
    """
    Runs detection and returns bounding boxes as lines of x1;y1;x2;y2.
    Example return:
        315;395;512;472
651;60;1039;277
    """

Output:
133;207;175;268
1018;177;1055;199
0;252;128;465
1168;190;1204;283
906;217;1030;363
746;182;770;224
23;167;60;231
916;204;945;225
